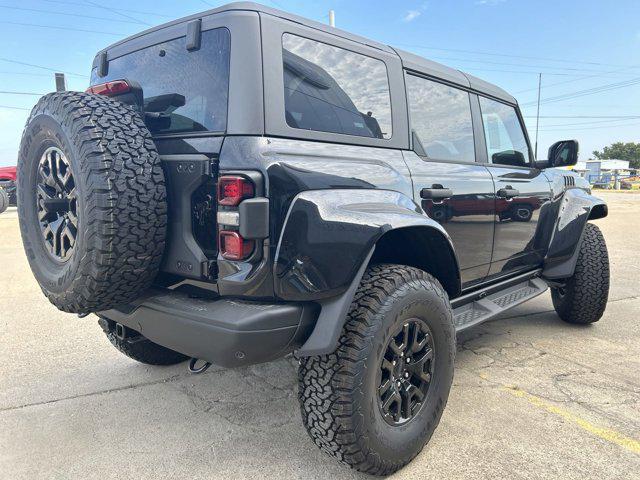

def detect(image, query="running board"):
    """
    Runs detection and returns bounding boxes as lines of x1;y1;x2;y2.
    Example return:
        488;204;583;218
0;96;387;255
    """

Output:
452;277;548;332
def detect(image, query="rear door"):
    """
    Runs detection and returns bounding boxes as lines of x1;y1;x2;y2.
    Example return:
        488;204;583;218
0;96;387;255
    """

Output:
402;73;495;289
475;95;551;277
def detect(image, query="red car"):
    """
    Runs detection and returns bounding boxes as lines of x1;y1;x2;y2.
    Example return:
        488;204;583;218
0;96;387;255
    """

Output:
0;165;17;205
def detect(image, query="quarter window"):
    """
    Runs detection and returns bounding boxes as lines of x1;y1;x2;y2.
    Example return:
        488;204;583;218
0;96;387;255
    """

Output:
406;74;475;162
479;97;531;167
281;33;392;139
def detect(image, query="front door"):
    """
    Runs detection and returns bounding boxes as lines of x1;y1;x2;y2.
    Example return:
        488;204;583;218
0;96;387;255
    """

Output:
476;95;552;277
403;73;495;289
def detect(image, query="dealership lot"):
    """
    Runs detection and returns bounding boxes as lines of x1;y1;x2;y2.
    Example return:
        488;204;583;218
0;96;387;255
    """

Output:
1;191;638;479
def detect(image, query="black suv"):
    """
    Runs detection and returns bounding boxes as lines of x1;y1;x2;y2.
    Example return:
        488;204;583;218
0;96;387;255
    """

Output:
17;2;609;475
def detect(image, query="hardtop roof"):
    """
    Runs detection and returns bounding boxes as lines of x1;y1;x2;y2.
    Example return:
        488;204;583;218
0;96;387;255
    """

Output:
96;1;516;104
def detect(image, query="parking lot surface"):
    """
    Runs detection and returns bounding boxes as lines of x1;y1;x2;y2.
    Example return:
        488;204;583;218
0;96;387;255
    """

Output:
1;191;639;479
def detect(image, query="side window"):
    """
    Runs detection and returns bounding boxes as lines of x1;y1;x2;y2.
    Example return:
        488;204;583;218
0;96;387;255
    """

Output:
479;97;531;167
405;74;475;162
281;33;392;139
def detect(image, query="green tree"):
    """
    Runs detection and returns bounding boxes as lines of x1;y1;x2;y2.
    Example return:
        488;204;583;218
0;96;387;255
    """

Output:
592;142;640;169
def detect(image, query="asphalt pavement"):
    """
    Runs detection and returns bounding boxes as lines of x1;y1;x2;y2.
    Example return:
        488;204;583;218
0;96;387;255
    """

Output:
1;192;638;479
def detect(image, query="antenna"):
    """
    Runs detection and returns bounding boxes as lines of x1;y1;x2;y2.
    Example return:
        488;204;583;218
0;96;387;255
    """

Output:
329;10;335;27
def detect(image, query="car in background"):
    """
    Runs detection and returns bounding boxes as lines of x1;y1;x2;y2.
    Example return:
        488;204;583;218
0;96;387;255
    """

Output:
0;165;17;205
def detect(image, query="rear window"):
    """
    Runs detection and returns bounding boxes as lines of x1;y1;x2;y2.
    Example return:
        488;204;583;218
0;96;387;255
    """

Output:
281;33;392;139
91;28;230;135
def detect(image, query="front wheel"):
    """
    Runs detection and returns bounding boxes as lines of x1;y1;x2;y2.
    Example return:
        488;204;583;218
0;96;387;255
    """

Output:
0;189;8;214
298;264;455;476
551;223;609;324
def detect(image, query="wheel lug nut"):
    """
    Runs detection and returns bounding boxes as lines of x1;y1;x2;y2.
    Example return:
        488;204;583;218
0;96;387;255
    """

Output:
397;381;401;387
392;360;396;365
404;372;409;378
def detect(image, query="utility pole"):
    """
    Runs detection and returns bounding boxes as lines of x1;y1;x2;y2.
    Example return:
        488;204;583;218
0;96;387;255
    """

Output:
329;10;335;27
54;73;67;92
534;72;542;160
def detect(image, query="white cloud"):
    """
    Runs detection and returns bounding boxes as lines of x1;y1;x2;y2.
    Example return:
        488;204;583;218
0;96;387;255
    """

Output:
475;0;507;5
403;10;422;22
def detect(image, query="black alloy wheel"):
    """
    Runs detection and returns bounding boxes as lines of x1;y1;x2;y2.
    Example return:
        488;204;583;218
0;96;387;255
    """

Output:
36;146;78;262
378;318;435;426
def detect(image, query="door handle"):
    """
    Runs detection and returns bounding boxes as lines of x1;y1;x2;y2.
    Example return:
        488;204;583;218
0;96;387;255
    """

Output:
497;186;520;199
420;186;453;201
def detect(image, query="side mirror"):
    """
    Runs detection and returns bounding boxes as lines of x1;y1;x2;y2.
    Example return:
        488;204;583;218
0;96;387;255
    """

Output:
540;139;579;169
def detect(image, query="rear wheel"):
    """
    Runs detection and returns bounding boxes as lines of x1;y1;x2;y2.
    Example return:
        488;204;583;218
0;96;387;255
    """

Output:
298;264;455;476
551;223;609;324
98;317;188;366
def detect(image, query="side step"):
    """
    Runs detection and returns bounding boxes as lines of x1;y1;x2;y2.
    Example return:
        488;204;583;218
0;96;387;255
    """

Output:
452;276;548;332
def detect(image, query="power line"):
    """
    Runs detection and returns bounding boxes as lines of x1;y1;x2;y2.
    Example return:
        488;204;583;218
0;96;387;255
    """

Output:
464;67;636;77
393;43;640;69
0;21;124;37
425;55;638;75
0;5;146;25
527;118;640;127
41;0;173;18
0;58;88;78
535;121;640;132
514;65;640;95
521;77;640;107
0;91;45;96
0;71;52;77
523;115;640;119
85;0;153;27
0;105;30;111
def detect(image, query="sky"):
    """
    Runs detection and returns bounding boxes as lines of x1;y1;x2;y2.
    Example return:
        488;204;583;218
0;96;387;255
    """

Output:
1;0;639;166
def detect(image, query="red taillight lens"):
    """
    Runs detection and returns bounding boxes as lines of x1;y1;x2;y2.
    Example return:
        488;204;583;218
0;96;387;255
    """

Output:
86;80;131;96
217;176;254;206
219;231;253;260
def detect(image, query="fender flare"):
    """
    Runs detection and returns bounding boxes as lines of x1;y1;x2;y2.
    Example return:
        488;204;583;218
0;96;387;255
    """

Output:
273;188;460;356
542;188;607;280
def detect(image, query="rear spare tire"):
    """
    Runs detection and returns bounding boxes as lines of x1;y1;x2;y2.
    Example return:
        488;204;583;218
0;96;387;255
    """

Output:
17;92;167;314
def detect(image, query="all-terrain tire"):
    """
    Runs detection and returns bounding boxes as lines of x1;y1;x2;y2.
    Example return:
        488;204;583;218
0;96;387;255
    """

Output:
298;264;455;476
551;223;609;324
99;318;188;365
0;188;8;214
17;92;166;314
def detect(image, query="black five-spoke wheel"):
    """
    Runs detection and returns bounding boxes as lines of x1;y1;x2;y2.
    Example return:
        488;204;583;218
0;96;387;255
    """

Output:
378;318;435;426
36;146;78;261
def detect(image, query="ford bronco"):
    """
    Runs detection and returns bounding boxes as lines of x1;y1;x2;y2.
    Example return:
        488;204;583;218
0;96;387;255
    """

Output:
17;2;609;475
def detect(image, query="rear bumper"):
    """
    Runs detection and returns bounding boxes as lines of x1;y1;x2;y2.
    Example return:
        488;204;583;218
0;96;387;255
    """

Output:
99;288;318;368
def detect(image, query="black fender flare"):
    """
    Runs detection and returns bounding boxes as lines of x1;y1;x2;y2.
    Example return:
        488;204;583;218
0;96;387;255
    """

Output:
273;188;460;356
542;188;607;280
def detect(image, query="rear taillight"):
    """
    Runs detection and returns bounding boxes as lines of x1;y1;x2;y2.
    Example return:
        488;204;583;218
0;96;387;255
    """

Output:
219;231;253;260
217;174;257;261
86;80;131;96
217;176;254;206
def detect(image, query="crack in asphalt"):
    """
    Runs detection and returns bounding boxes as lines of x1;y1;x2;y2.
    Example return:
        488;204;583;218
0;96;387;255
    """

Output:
0;373;186;412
